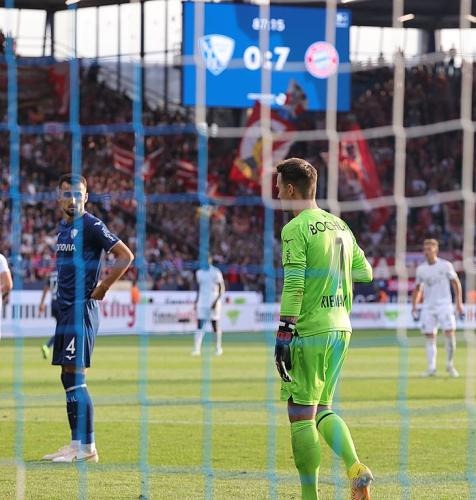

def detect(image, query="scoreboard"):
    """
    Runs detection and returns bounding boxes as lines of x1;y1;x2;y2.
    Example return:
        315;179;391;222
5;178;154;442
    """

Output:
182;2;351;111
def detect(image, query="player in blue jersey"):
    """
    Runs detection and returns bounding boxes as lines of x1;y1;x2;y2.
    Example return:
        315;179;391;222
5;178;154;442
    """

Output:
42;174;133;463
39;270;58;359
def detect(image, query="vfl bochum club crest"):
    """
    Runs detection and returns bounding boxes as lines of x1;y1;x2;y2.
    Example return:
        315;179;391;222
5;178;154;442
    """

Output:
71;228;78;239
198;35;235;76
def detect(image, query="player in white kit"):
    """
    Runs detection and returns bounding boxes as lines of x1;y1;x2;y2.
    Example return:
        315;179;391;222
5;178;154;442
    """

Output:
192;259;225;356
0;252;13;339
411;239;464;378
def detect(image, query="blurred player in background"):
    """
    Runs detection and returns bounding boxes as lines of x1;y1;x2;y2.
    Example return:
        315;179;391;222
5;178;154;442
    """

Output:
0;251;13;339
42;173;133;463
411;238;463;378
192;257;225;356
39;270;58;359
274;158;374;500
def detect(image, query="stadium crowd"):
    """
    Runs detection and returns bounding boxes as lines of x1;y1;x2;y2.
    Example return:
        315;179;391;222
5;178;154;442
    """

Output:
0;54;470;300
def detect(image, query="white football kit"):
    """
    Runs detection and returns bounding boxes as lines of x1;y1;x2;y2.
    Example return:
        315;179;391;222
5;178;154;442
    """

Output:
415;258;457;334
196;265;225;321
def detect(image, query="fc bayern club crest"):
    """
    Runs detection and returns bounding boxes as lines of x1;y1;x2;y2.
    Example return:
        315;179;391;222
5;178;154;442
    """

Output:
304;41;339;79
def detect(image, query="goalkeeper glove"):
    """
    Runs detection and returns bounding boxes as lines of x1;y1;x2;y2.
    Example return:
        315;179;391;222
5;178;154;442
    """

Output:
275;320;295;382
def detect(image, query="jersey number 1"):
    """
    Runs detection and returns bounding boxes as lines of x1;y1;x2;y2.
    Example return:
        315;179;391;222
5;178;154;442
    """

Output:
333;237;344;291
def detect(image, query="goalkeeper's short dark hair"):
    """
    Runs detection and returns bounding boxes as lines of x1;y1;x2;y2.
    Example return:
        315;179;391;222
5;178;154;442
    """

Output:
276;157;318;198
58;173;87;190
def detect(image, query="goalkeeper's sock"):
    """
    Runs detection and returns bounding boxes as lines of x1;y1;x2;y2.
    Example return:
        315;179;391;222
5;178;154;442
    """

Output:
445;335;456;367
316;410;358;472
193;329;205;353
291;420;320;500
425;337;437;371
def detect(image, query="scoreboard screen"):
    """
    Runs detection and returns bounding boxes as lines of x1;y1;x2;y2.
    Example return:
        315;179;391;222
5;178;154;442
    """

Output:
182;2;351;111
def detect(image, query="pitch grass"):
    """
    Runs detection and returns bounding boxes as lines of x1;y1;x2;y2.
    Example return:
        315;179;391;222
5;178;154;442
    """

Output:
0;330;474;499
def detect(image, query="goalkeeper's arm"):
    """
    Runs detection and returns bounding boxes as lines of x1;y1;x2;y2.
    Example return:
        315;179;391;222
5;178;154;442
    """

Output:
351;237;373;283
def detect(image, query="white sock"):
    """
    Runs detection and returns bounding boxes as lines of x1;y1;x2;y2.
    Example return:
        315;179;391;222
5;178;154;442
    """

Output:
445;336;456;367
194;329;205;352
215;329;222;351
71;440;81;449
426;338;437;371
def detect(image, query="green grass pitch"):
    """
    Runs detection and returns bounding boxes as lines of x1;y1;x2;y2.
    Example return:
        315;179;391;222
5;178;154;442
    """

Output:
0;330;474;499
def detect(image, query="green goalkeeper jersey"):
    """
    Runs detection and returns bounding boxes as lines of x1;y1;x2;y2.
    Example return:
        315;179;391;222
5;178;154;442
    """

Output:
280;208;372;337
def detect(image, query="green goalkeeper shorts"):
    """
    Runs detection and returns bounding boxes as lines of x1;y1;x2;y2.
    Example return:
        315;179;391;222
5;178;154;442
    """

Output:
280;330;351;406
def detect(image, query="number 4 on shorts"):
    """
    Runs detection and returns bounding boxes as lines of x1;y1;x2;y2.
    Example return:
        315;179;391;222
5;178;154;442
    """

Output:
66;338;76;355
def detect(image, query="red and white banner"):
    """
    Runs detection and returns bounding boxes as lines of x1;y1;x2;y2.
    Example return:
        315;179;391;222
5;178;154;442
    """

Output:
230;102;296;188
111;144;162;180
111;143;135;174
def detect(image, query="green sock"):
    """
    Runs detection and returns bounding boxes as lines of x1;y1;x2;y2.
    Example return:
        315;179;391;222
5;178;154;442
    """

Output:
291;420;321;500
316;410;358;471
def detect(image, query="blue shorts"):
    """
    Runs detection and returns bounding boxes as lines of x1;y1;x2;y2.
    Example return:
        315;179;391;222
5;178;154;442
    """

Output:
52;300;99;368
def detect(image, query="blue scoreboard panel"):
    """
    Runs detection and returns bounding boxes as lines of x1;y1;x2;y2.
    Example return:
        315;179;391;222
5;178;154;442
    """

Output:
182;2;350;111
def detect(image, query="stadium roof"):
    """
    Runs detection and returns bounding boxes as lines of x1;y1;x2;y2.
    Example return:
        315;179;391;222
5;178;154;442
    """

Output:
0;0;474;30
0;0;132;9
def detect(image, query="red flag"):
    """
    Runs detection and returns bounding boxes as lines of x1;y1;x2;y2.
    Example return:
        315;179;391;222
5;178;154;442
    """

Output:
142;147;163;180
48;62;69;116
339;124;389;230
230;102;296;188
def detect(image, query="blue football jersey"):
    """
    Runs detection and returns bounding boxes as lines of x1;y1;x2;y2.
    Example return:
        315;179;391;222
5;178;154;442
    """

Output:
56;212;119;306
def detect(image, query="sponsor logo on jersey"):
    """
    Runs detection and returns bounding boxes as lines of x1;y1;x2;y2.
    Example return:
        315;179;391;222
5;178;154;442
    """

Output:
57;243;76;252
198;34;235;76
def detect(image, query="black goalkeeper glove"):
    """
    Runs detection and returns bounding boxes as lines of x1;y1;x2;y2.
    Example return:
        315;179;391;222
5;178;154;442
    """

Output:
274;320;295;382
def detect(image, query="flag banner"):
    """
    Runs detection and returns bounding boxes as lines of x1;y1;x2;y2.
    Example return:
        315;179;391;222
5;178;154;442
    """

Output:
111;142;162;180
339;123;389;229
230;102;297;188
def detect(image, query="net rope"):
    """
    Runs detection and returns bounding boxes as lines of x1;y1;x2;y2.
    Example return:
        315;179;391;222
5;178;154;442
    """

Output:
3;0;475;497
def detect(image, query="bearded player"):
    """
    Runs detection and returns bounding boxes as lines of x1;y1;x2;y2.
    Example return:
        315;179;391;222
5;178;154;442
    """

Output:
42;174;133;463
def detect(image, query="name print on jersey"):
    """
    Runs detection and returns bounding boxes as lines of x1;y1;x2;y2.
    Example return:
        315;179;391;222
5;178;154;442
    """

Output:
309;220;348;234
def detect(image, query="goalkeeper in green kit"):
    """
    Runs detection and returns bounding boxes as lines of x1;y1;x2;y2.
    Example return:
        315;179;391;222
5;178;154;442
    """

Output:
274;158;374;500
